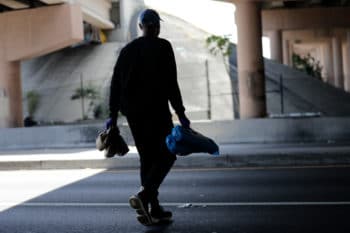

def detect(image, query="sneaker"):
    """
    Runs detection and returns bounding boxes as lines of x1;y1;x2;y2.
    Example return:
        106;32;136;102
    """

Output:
150;205;172;222
129;194;153;226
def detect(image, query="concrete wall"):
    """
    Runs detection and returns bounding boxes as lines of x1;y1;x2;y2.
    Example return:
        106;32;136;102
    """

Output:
1;118;350;150
21;42;124;123
20;12;233;123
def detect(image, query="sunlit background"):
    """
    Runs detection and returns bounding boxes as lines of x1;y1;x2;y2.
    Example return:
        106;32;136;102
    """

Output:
144;0;271;58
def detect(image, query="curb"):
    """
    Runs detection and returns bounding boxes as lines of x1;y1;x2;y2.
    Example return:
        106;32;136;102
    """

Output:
0;148;350;170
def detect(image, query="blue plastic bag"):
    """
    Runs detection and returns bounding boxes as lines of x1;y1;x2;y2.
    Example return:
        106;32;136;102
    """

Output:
166;125;219;156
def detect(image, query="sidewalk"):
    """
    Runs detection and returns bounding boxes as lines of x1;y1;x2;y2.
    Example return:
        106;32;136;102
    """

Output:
1;143;350;170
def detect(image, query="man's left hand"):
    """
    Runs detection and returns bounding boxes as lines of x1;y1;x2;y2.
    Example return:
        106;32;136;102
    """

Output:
179;114;190;128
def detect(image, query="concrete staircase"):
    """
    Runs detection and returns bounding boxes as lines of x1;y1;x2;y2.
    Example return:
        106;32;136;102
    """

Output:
229;44;350;117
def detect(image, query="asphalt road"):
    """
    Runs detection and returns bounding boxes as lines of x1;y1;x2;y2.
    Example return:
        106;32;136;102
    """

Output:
0;166;349;233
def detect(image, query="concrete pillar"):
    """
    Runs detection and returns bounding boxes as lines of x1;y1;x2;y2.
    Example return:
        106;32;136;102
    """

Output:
283;39;290;65
324;40;334;85
332;37;344;89
269;30;283;63
235;1;266;118
0;61;22;127
345;31;350;92
342;42;350;91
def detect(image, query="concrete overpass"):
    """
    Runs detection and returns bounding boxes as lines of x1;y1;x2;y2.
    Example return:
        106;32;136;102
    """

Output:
2;0;350;128
0;0;116;127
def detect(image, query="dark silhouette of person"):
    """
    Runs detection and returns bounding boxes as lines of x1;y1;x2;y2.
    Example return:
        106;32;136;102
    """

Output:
108;9;190;226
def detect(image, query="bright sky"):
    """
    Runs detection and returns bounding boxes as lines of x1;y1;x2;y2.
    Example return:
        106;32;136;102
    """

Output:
144;0;271;58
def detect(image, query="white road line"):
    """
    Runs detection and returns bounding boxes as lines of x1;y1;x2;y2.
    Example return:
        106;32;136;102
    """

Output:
0;202;350;207
104;165;350;174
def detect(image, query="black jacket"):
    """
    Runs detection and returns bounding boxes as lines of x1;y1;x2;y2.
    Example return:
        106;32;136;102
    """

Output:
109;36;185;119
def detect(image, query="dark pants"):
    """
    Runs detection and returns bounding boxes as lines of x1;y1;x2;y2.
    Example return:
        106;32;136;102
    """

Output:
127;113;176;205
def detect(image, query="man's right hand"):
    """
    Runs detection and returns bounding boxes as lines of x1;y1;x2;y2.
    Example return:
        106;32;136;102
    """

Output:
105;118;117;129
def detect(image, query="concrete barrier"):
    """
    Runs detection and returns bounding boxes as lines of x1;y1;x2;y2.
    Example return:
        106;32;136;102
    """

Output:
0;117;350;150
199;118;350;144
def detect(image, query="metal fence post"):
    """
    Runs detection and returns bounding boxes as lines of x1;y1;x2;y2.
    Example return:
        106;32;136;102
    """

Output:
80;73;85;120
280;74;284;114
205;59;212;119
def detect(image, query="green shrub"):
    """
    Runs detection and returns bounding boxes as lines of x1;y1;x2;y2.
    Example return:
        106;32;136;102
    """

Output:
292;53;322;79
26;91;40;117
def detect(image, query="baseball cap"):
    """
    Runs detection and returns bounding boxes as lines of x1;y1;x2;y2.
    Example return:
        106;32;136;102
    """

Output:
139;9;162;27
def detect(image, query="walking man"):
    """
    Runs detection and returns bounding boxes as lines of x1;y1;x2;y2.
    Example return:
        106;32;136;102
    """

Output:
108;9;190;226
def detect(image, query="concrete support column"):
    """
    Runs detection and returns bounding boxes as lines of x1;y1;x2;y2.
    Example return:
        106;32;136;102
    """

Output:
332;37;344;89
283;38;290;66
345;31;350;92
269;30;283;63
0;61;23;127
235;1;266;118
343;42;350;91
324;40;334;85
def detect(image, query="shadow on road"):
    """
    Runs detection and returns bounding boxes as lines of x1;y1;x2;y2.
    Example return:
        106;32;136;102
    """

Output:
1;168;350;232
